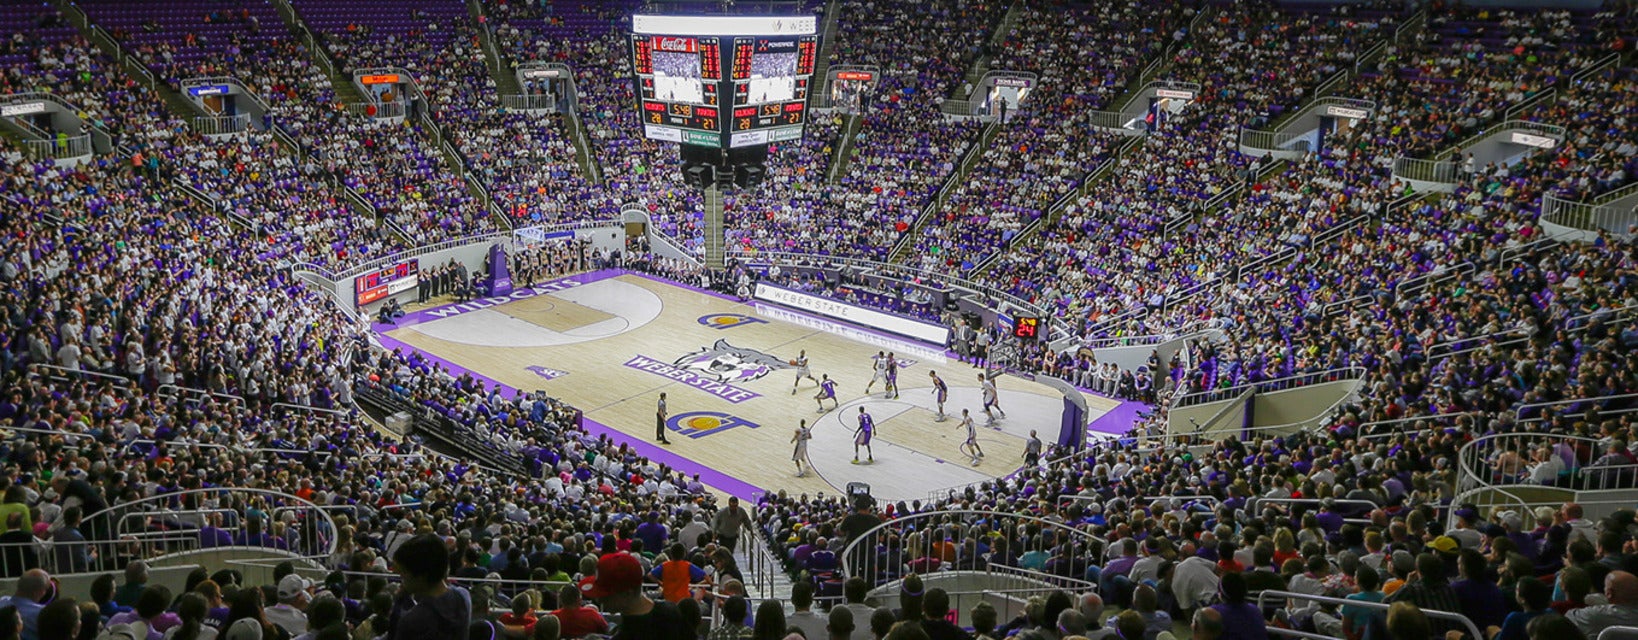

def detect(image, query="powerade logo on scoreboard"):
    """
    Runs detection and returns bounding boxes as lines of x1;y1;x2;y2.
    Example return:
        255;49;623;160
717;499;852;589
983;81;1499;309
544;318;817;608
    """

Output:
187;85;230;97
652;36;698;53
755;39;797;52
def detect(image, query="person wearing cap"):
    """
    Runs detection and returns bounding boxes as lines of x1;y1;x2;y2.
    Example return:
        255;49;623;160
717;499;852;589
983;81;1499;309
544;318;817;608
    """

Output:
579;552;688;640
266;575;312;637
387;533;471;640
1448;509;1483;550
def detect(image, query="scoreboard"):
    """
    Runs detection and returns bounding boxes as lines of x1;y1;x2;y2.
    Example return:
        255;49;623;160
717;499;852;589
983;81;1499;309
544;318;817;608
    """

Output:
631;15;817;149
355;259;419;306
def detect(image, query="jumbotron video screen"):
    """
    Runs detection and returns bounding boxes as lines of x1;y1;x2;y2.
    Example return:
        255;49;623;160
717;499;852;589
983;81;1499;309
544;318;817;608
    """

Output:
631;15;818;149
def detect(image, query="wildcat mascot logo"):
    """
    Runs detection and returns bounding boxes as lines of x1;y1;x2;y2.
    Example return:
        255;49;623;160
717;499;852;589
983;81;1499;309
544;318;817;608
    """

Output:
673;339;792;383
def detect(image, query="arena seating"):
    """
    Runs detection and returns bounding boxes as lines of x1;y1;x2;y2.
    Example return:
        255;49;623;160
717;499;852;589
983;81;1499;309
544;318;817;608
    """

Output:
3;1;1638;639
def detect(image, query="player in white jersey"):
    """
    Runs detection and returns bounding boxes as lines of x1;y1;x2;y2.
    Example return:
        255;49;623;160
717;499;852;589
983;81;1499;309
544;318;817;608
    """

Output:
929;370;949;421
957;409;984;465
791;350;817;394
864;351;889;395
979;370;1007;424
790;419;812;477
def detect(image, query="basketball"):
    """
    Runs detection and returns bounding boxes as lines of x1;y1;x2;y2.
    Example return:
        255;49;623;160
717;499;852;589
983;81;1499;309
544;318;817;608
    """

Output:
789;359;798;365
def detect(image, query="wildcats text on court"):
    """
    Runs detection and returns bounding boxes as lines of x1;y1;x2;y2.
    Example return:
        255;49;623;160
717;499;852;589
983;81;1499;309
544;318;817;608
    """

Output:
623;355;761;404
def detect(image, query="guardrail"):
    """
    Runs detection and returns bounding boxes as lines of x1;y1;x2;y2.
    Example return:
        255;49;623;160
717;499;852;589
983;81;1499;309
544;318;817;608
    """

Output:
1459;432;1638;495
21;133;91;160
839;509;1102;587
191;113;250;136
1437;119;1566;161
1391;156;1458;186
1256;590;1481;640
500;93;558;112
729;249;1046;319
1515;391;1638;426
1174;367;1364;408
180;76;275;114
346;100;406;119
1542;182;1638;237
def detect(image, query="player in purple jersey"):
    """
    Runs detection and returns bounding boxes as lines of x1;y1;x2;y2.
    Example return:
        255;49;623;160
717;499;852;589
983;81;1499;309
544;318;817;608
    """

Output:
852;406;874;464
884;352;899;399
814;374;839;412
929;370;949;421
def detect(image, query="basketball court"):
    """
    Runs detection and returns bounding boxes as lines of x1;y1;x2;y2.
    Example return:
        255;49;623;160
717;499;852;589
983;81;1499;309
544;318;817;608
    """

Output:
372;270;1123;502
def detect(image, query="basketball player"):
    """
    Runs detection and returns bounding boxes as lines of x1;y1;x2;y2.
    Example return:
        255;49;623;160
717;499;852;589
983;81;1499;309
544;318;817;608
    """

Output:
864;351;888;395
957;409;984;466
929;370;949;421
979;371;1007;424
656;392;671;444
884;352;900;399
852;406;874;464
790;419;812;477
815;374;839;412
791;350;817;394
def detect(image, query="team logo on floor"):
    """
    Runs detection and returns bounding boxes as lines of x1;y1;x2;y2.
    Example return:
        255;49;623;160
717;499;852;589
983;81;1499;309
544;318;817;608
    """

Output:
673;339;792;383
525;365;569;381
667;411;761;439
697;313;767;330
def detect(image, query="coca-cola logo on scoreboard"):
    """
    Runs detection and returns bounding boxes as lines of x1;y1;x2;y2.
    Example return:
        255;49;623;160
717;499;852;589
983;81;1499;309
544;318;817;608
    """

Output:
652;36;698;53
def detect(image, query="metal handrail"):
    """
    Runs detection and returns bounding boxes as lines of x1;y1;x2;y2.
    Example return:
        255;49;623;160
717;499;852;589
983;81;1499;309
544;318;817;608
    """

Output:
1392;156;1458;185
731;249;1045;319
25;363;134;388
1435;119;1566;161
180;76;275;114
1541;182;1638;237
1514;392;1638;423
1254;590;1482;640
1357;411;1478;439
1174;367;1365;408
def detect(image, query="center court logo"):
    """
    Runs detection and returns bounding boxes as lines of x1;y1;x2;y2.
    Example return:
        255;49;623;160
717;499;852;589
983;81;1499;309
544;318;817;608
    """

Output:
672;339;791;383
667;411;760;439
697;313;767;330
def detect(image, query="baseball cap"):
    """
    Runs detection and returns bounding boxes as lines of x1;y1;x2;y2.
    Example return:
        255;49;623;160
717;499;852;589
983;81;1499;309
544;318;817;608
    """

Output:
579;552;642;599
224;618;264;640
277;574;313;600
1429;536;1459;554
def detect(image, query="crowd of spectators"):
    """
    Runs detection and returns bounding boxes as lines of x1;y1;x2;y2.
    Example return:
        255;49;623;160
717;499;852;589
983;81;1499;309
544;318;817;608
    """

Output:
4;1;1638;640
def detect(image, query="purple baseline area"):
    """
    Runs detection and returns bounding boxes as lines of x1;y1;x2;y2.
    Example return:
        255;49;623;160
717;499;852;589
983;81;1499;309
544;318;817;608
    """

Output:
370;284;767;501
1088;399;1150;437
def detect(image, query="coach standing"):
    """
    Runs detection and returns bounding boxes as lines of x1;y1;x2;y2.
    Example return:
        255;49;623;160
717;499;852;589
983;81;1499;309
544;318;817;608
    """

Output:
656;392;671;444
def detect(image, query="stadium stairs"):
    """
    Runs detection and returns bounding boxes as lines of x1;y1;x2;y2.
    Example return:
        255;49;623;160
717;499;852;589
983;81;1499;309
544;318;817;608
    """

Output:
951;0;1026;102
886;122;1001;263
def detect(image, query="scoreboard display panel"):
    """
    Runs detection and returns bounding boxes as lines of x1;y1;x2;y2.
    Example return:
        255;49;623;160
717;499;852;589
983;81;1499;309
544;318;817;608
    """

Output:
631;15;817;149
355;259;420;307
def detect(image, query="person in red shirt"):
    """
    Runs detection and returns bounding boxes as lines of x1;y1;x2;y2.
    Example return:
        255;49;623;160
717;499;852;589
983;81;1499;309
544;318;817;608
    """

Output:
498;593;538;637
550;583;609;638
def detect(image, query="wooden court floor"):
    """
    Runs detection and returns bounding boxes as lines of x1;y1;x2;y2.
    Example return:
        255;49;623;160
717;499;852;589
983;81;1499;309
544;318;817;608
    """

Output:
382;272;1116;501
